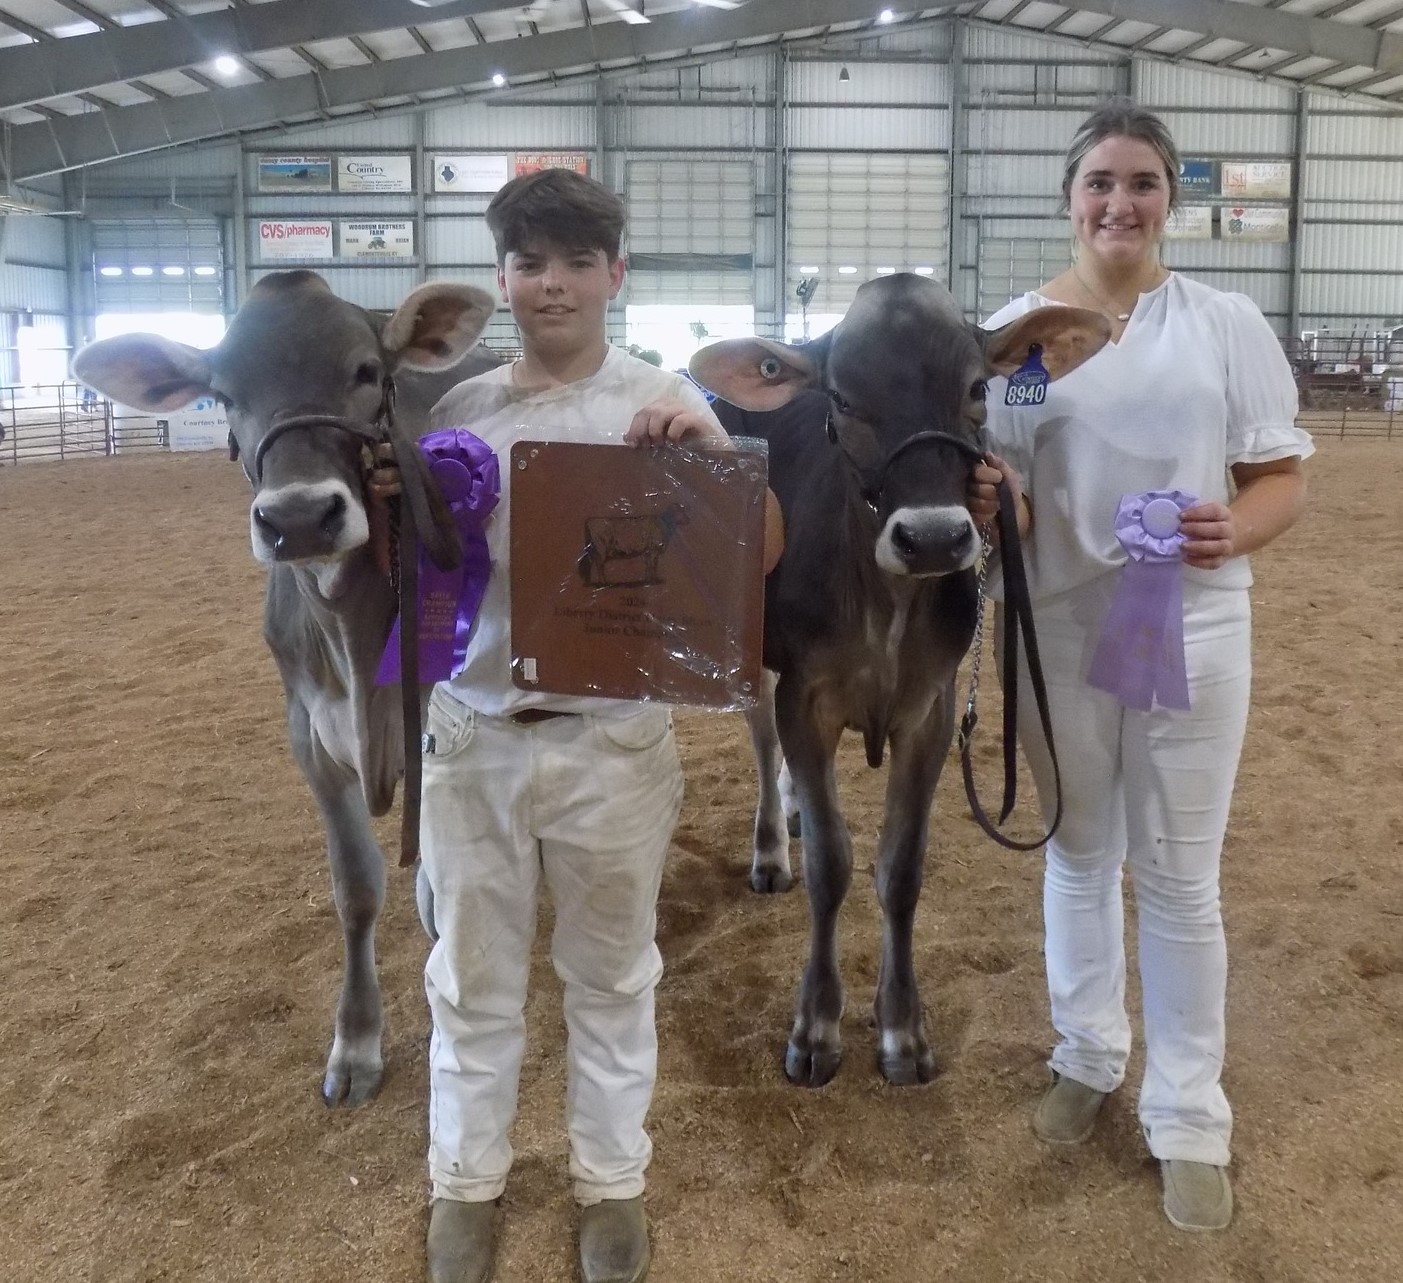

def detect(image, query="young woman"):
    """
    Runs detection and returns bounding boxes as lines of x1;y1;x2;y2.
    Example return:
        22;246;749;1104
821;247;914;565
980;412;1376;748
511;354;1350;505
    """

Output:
968;98;1312;1232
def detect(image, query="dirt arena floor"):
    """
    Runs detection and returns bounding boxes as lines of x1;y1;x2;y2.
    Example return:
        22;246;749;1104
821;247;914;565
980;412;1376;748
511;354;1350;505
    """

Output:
1;442;1400;1283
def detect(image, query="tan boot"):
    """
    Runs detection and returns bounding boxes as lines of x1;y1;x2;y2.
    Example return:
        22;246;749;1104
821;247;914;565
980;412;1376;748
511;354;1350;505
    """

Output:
1161;1160;1233;1231
579;1196;650;1283
426;1197;498;1283
1033;1073;1108;1145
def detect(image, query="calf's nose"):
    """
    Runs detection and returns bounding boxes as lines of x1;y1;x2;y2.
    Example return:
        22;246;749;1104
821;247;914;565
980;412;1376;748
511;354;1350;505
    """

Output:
885;512;978;575
253;490;348;559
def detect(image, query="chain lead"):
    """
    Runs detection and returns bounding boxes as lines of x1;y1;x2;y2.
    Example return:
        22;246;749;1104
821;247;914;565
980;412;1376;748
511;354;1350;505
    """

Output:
960;522;994;748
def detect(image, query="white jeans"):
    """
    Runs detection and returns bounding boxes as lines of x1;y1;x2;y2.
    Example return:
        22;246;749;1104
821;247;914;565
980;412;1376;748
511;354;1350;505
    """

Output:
420;688;684;1205
999;574;1251;1166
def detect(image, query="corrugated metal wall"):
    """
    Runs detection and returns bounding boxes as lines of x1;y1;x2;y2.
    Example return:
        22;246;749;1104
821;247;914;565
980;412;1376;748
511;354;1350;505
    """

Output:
10;16;1403;353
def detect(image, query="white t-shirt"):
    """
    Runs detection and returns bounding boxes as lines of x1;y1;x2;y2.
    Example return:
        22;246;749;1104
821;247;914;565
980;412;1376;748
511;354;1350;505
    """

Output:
983;272;1314;598
426;344;723;718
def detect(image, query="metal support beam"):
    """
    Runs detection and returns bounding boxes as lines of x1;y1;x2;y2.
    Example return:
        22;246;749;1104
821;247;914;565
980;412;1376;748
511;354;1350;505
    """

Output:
772;45;787;339
0;0;532;113
946;17;965;299
1053;0;1403;73
1287;87;1307;337
10;0;963;179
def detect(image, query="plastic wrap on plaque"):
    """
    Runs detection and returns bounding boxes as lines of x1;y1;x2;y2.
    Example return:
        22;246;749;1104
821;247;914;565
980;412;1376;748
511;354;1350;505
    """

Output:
509;440;766;710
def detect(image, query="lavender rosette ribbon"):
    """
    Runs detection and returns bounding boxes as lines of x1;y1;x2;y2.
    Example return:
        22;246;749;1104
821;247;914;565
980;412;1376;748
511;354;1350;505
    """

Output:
376;429;499;686
1085;489;1197;712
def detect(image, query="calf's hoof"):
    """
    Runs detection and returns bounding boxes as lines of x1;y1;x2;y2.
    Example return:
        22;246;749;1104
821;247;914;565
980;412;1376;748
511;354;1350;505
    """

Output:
879;1046;938;1086
750;862;794;894
579;1196;650;1283
427;1197;498;1283
785;1039;842;1087
321;1045;384;1108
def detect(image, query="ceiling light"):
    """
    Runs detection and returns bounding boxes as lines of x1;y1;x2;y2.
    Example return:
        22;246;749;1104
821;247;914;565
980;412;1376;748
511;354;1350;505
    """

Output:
98;266;123;277
913;265;935;276
215;56;239;76
799;264;820;274
876;266;896;274
193;266;218;277
130;266;154;276
492;72;506;87
838;265;858;275
162;266;186;276
879;8;895;22
838;65;851;83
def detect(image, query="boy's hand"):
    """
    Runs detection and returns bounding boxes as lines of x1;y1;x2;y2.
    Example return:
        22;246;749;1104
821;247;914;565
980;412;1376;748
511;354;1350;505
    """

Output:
626;400;733;450
367;441;402;501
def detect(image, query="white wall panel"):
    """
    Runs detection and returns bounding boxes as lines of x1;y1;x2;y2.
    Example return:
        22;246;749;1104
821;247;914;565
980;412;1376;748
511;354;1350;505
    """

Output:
1136;61;1296;111
1156;109;1295;155
0;264;67;312
786;60;947;105
1298;223;1403;272
788;107;946;152
425;217;498;267
621;105;761;150
1307;107;1403;156
627;159;754;256
965;23;1120;61
95;143;241;181
426;103;594;149
2;216;66;267
1307;158;1403;202
272;116;416;149
1299;274;1403;320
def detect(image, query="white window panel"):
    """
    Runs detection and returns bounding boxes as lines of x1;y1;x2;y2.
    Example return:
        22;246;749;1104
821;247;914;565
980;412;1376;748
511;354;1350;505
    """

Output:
786;153;949;311
91;219;224;312
627;160;754;256
625;270;753;306
975;237;1070;322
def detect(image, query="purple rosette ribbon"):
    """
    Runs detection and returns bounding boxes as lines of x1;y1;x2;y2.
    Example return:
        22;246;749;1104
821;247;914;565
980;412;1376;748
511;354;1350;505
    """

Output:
1085;489;1197;712
376;429;499;686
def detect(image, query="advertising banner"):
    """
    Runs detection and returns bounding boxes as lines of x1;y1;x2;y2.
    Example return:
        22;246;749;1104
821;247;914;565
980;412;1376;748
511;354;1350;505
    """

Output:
339;221;416;259
1221;206;1290;242
166;398;229;452
1220;161;1292;200
1177;159;1216;194
1164;205;1213;240
257;155;333;193
433;154;512;193
337;155;413;193
257;220;334;260
514;152;591;177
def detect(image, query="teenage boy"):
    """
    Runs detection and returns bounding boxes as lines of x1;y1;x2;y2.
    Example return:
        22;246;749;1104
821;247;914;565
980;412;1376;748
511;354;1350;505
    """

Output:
418;168;730;1283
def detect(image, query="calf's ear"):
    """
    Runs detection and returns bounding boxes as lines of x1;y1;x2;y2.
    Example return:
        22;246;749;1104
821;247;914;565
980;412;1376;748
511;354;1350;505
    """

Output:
384;283;497;371
71;335;212;411
690;336;825;411
981;305;1111;381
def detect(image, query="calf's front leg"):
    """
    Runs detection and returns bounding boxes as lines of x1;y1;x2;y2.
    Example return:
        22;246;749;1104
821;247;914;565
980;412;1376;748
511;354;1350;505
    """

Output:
287;697;387;1107
872;700;955;1085
777;688;849;1087
744;669;793;893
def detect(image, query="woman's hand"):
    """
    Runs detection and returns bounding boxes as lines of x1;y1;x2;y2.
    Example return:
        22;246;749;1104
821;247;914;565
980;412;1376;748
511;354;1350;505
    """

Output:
1178;499;1235;570
967;452;1030;544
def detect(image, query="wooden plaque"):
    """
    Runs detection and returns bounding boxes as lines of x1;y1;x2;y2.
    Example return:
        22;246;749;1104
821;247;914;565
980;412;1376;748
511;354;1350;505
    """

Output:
509;441;767;709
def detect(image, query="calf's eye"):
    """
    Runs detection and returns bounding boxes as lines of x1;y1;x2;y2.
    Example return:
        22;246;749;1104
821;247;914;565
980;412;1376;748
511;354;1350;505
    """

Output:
970;379;988;402
355;362;381;386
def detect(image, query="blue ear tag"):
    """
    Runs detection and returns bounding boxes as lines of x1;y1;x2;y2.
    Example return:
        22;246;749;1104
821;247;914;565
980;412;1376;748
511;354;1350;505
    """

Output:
1005;343;1049;407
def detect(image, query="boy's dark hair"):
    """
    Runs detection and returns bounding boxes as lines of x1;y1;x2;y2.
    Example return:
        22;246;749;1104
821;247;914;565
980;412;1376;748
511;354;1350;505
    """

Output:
485;169;627;264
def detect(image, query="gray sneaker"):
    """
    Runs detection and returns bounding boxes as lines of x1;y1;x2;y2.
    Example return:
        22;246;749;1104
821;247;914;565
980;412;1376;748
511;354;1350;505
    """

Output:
426;1198;498;1283
1161;1160;1233;1231
1032;1074;1108;1145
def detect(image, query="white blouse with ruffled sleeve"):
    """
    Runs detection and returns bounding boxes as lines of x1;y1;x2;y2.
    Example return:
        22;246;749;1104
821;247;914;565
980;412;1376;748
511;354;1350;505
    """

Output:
982;272;1313;597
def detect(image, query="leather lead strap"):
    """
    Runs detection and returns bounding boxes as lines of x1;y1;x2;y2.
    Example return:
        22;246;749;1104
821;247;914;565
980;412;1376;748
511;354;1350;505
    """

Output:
396;493;423;868
959;480;1063;852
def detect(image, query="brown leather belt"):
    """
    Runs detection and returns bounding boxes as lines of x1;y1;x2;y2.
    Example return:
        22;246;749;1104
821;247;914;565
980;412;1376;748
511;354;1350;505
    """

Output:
510;708;577;725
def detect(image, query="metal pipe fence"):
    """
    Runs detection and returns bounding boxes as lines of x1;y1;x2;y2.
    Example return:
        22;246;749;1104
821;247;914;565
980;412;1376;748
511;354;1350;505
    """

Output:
0;383;167;465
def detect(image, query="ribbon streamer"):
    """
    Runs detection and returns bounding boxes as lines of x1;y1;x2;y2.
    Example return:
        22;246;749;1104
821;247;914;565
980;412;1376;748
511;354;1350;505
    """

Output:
1086;489;1197;712
377;429;499;685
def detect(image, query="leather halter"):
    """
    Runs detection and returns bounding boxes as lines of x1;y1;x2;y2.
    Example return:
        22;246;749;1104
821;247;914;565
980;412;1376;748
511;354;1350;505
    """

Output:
823;399;984;512
235;378;465;869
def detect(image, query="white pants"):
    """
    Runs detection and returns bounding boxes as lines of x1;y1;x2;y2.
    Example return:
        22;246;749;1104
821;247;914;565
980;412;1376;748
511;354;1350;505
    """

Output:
420;688;684;1205
998;574;1251;1166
